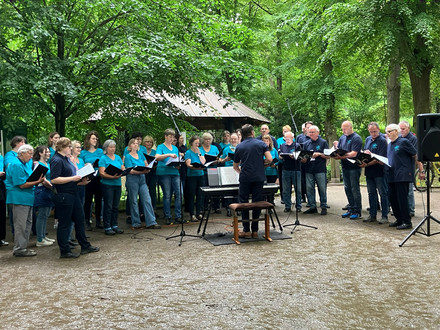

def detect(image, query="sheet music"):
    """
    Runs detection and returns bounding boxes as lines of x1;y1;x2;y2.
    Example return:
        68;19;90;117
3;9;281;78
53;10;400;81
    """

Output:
77;163;95;178
147;159;156;168
218;167;239;186
324;146;336;156
371;152;391;167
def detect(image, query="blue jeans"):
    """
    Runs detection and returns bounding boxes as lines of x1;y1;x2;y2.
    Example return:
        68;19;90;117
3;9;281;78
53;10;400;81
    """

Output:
408;182;415;214
305;172;327;209
342;168;362;214
101;184;121;230
282;170;301;210
159;174;182;219
126;174;157;227
366;176;389;219
35;206;51;241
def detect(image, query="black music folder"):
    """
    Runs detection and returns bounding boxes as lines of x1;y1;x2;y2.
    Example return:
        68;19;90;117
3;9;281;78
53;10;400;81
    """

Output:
27;164;48;182
104;164;132;176
166;158;185;167
204;154;218;163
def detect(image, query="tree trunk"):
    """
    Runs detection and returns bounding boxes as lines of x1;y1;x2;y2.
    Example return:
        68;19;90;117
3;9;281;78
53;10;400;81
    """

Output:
54;93;66;136
322;58;340;182
386;62;400;124
276;32;282;92
407;63;432;131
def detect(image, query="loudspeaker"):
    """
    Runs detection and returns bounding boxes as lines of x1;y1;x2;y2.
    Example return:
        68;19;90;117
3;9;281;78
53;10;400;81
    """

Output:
417;113;440;162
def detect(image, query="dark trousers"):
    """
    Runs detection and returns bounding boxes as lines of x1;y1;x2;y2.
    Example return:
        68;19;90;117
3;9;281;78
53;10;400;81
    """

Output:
145;171;158;209
239;181;264;232
54;192;91;255
278;163;283;202
389;181;411;225
0;182;6;240
84;176;102;223
301;166;307;201
266;175;277;204
101;184;121;230
186;175;204;216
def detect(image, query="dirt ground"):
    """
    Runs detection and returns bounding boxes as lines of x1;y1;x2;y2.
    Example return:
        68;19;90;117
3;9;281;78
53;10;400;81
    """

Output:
1;184;440;329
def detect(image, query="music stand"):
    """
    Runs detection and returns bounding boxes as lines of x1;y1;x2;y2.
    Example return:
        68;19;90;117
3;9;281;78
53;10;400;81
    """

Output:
283;169;317;233
166;160;201;246
399;162;440;247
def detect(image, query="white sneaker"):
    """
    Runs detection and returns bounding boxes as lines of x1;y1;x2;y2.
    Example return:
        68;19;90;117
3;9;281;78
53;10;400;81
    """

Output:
36;240;53;247
44;237;55;242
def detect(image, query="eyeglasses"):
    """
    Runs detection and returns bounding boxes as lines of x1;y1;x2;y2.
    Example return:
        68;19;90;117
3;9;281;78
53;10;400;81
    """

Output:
386;129;397;133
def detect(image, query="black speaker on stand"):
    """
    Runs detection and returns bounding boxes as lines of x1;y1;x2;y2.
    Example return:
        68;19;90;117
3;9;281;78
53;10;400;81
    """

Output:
400;113;440;247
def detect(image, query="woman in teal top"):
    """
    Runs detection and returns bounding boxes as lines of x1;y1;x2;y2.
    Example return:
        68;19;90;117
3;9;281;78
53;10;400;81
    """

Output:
155;128;182;224
33;146;55;247
219;130;231;151
0;154;6;246
184;136;206;222
262;134;279;205
47;131;60;160
98;139;124;235
143;135;158;210
200;132;221;213
6;144;44;257
219;132;239;167
125;138;160;230
122;132;147;158
80;130;104;230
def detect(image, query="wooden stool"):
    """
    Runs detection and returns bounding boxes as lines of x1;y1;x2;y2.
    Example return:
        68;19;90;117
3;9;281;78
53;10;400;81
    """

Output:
229;201;274;245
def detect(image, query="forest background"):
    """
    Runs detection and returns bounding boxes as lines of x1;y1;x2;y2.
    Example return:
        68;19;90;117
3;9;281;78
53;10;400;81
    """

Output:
1;0;439;151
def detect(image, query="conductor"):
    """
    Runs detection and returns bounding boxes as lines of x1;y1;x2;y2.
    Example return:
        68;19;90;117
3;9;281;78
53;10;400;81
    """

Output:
233;124;272;238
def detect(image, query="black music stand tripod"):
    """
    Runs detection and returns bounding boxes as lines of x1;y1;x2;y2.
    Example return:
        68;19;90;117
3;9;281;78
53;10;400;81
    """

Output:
399;162;440;247
283;170;317;234
166;163;202;246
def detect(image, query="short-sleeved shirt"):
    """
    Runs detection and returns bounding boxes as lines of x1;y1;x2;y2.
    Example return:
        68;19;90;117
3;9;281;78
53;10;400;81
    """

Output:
50;152;78;194
338;132;363;169
364;135;388;178
234;137;268;183
388;136;416;183
279;142;301;171
265;148;278;176
219;142;230;151
4;150;18;170
403;132;417;148
99;154;123;186
221;145;237;167
38;161;51;181
5;157;34;206
202;145;220;168
80;148;104;169
185;149;205;177
156;144;180;176
0;155;4;172
296;134;310;145
124;152;146;168
303;137;329;174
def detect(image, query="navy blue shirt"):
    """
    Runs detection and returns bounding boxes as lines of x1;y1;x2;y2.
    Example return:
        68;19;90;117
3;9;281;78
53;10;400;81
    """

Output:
303;137;329;174
234;137;268;183
403;132;417;148
338;132;363;169
296;134;310;146
364;135;388;178
279;142;301;171
50;152;78;194
387;137;416;183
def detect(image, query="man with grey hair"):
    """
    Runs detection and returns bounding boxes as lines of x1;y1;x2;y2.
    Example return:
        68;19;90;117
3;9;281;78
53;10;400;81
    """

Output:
301;125;329;215
5;144;44;257
399;120;424;217
334;121;363;219
257;124;278;149
386;124;417;229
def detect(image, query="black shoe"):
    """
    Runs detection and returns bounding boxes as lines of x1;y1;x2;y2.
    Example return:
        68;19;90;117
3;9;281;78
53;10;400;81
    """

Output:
80;246;100;255
60;252;80;259
306;204;311;208
363;216;377;223
0;240;9;247
389;221;399;227
105;229;116;235
166;218;173;225
68;240;79;246
410;213;415;218
320;208;327;215
226;209;232;217
146;224;161;229
342;204;349;210
397;223;413;230
280;200;285;204
303;208;317;214
283;208;291;213
14;249;37;257
113;227;124;234
175;217;183;224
